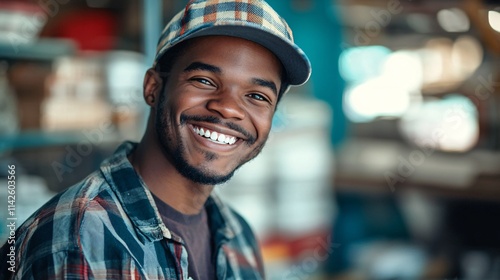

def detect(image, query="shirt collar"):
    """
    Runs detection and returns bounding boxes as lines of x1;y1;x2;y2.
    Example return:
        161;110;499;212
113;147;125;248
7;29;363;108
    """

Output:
99;141;242;243
206;193;243;243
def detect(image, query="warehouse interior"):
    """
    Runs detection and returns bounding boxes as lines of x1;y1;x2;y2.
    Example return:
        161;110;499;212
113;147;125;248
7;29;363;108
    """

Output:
1;0;500;279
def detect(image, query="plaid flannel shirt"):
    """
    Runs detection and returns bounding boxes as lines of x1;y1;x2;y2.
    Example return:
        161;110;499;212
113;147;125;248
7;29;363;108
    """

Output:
0;142;265;279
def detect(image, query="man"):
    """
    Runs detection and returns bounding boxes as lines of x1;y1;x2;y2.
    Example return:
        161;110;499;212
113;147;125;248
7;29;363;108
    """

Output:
0;0;310;279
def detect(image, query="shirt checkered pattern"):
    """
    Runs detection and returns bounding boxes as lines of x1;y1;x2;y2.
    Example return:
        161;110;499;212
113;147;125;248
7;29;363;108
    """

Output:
0;142;265;279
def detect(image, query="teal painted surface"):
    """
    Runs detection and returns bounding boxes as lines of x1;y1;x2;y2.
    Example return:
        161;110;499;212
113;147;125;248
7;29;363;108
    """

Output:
268;0;347;147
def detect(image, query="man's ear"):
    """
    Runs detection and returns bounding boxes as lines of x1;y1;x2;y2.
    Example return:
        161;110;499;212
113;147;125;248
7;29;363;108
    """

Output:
143;68;163;107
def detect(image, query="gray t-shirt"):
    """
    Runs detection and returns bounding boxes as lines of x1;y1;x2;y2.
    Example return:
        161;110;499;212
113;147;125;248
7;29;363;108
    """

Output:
152;194;216;280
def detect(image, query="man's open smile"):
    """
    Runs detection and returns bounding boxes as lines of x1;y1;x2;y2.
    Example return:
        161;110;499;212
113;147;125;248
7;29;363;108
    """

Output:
187;121;247;153
192;125;238;145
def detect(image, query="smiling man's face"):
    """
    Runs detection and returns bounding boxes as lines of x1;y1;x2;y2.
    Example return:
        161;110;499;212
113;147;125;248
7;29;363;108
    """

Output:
153;36;283;185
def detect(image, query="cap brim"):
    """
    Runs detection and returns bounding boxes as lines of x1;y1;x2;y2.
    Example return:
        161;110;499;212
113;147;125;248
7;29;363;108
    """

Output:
161;25;311;86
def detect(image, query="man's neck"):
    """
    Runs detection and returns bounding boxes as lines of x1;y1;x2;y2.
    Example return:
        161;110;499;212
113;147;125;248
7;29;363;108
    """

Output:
129;137;214;215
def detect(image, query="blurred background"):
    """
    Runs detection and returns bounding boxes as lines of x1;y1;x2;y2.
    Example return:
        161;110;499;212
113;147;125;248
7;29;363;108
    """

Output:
0;0;499;279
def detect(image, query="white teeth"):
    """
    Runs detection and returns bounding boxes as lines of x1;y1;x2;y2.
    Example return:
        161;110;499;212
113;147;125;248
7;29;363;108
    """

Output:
210;132;218;141
218;134;225;142
193;126;237;145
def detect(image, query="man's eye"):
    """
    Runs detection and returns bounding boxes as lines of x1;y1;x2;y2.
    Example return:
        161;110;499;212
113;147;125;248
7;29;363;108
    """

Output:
191;77;214;86
248;93;268;102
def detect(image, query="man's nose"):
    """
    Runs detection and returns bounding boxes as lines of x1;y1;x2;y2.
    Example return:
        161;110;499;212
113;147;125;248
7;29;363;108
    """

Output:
206;90;246;120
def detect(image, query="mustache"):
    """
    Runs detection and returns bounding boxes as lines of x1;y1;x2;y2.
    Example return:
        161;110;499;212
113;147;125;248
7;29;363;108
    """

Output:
180;114;256;144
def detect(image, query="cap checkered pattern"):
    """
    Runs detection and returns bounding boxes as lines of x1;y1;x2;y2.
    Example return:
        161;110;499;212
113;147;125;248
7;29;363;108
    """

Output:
154;0;311;86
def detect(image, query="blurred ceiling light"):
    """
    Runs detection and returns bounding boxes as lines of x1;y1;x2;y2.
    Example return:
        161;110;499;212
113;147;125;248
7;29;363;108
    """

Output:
419;49;444;84
419;36;482;91
344;77;413;122
489;10;500;32
421;38;458;91
451;35;483;79
437;8;470;33
339;46;392;83
399;95;479;152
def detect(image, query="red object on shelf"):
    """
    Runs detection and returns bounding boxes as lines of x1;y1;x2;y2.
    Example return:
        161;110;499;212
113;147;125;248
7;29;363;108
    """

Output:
48;10;117;51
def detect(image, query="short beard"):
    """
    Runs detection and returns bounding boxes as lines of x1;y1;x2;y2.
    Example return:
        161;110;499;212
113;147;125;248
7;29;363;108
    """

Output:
155;91;264;185
170;143;236;185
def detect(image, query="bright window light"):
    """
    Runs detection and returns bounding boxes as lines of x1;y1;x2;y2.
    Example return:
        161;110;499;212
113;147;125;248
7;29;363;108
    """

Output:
399;95;479;152
344;77;412;122
489;10;500;32
382;51;423;92
339;46;392;83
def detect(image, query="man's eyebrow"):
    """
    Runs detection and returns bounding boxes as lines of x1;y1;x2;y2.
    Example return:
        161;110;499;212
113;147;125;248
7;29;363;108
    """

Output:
183;62;221;73
252;78;278;96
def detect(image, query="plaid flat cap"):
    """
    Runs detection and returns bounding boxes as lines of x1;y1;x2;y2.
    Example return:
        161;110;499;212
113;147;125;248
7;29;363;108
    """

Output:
154;0;311;86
